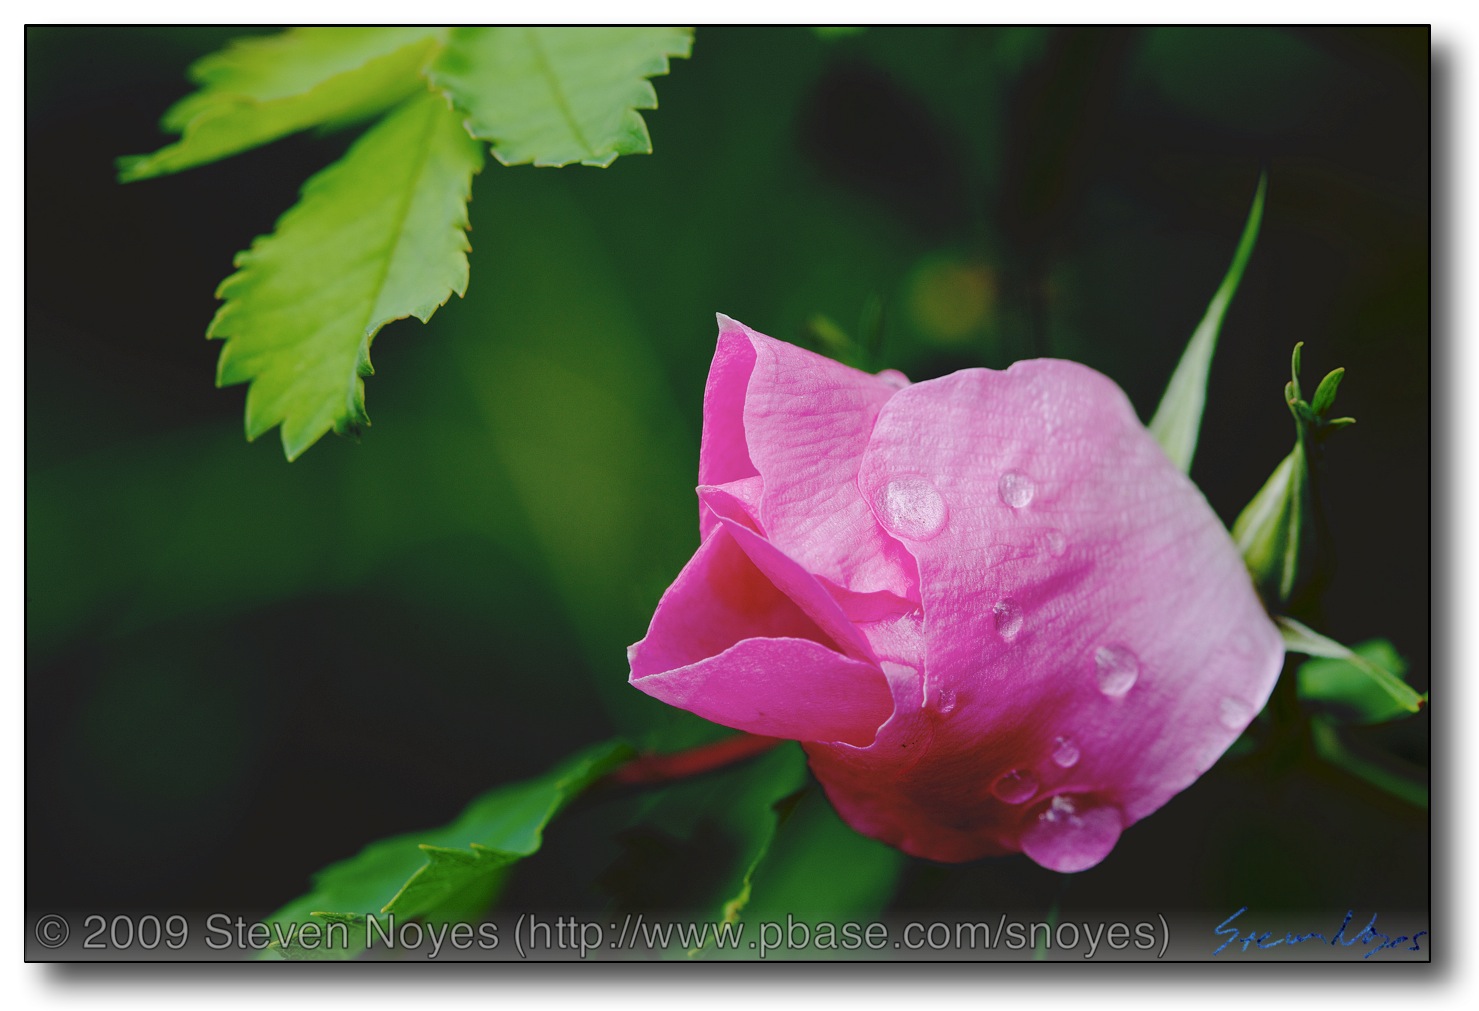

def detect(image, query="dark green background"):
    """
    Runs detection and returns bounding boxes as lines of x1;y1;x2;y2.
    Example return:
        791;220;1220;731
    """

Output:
26;27;1428;937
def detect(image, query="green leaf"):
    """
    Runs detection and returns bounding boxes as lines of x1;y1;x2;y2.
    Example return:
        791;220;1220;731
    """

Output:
737;785;904;924
208;90;483;459
599;743;806;957
1297;638;1418;725
697;785;905;961
1148;173;1266;472
716;789;806;932
696;746;807;933
118;28;446;181
428;27;693;168
265;739;632;959
1278;617;1426;717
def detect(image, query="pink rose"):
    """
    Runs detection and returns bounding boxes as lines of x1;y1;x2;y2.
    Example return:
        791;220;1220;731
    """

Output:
628;315;1284;872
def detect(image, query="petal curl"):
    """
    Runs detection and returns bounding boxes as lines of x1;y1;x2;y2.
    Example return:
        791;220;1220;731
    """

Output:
696;322;761;538
707;510;879;664
628;525;893;747
808;360;1284;870
701;315;916;598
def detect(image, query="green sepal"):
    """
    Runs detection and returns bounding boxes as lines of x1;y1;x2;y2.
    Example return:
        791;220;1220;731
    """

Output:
1279;617;1426;718
1310;367;1345;416
1296;638;1422;725
1233;343;1354;603
1232;445;1309;605
1148;173;1266;472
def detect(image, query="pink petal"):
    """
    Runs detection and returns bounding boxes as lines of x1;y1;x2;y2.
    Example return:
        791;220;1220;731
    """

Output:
706;509;879;664
701;479;917;628
701;315;916;599
697;477;763;536
806;360;1283;870
629;525;893;747
696;323;762;539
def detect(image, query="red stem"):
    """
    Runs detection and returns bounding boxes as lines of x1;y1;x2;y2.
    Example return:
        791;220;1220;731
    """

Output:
607;733;783;787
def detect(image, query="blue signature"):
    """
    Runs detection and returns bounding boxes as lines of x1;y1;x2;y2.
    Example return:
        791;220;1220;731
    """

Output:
1213;907;1427;958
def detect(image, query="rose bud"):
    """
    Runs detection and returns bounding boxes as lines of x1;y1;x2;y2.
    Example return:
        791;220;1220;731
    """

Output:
628;315;1283;872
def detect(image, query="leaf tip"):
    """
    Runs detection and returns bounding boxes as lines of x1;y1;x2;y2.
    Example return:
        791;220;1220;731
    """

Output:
115;154;150;184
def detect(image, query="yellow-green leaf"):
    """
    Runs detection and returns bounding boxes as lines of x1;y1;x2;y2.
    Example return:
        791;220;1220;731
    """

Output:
265;740;632;959
209;90;482;460
429;27;693;168
119;27;446;181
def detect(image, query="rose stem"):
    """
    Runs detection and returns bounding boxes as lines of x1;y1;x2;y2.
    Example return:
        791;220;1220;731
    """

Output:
606;734;783;787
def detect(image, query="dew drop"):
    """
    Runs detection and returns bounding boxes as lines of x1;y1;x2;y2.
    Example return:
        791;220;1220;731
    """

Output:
1043;529;1067;557
1051;736;1080;769
1019;794;1123;873
991;769;1039;804
1093;644;1140;697
992;598;1024;640
1218;696;1254;730
873;477;948;541
998;470;1035;509
934;687;957;715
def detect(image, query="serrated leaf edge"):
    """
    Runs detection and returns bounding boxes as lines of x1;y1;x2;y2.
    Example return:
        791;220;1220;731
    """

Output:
204;90;481;459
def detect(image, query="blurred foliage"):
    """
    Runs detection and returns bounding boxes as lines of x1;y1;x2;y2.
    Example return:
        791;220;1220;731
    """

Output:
26;26;1428;943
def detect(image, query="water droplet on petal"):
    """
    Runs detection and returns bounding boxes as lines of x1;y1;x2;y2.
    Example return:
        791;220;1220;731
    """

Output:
1020;794;1123;873
992;598;1023;640
1218;696;1254;730
1093;644;1140;697
991;769;1039;804
1092;644;1140;697
1051;736;1080;768
1043;529;1067;557
873;477;948;540
999;470;1035;509
934;688;957;715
